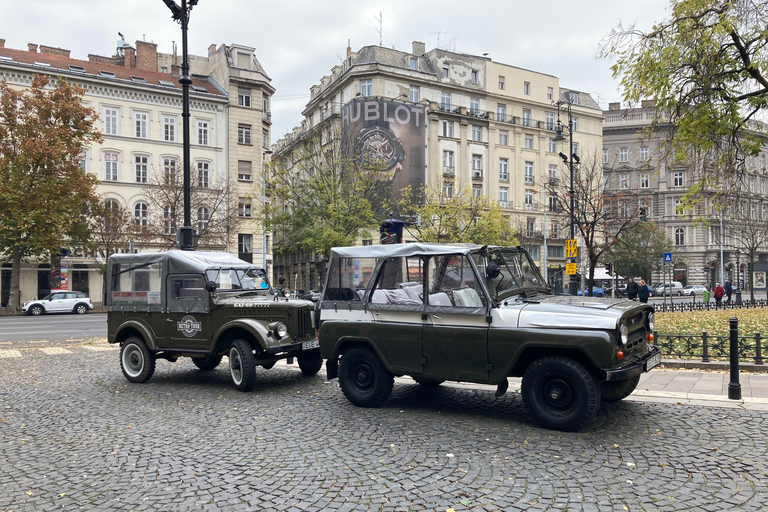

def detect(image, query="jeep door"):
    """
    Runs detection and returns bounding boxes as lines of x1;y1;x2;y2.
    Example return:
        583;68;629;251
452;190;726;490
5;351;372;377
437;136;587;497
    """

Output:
165;274;212;350
422;254;490;382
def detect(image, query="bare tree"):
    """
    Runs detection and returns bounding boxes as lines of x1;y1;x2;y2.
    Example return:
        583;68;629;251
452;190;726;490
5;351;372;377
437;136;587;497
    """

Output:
729;199;768;300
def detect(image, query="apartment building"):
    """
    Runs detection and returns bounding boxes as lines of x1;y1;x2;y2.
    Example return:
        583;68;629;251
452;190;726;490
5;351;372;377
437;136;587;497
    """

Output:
602;101;768;290
274;41;603;292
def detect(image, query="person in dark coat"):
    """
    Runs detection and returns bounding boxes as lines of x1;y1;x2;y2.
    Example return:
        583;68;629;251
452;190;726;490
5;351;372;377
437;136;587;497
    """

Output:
724;280;733;302
638;279;650;303
626;278;640;300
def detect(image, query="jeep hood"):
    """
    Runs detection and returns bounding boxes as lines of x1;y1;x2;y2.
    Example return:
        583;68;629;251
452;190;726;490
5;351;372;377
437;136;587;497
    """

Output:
513;294;642;330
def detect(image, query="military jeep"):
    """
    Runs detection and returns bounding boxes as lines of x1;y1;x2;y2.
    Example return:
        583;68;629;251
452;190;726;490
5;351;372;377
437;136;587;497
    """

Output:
107;251;320;391
318;243;660;431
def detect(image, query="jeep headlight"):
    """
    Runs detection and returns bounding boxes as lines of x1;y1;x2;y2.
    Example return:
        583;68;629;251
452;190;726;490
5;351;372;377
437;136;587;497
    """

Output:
619;323;628;346
268;322;288;338
647;312;655;332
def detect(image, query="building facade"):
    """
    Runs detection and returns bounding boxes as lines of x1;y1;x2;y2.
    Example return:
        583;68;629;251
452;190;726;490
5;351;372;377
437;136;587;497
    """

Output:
274;41;604;292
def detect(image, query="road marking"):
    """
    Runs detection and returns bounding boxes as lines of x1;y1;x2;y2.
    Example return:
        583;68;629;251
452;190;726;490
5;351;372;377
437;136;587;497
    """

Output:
0;342;11;345
0;349;22;358
29;340;50;344
40;347;71;355
82;346;118;352
66;339;85;342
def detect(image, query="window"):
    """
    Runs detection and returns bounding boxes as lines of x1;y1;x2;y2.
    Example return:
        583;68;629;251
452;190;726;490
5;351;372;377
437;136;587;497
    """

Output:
79;150;88;173
472;154;483;178
675;227;685;246
263;93;269;113
550;220;559;237
549;164;558;181
525;189;534;209
674;197;683;216
526;218;536;237
619;147;628;162
104;152;119;181
568;91;579;104
525;162;534;184
471;70;478;84
471;125;482;142
572;117;579;132
134;202;148;227
134;111;148;139
238;124;252;145
238;160;252;181
262;129;270;149
549;138;557;153
548;245;564;258
197;161;210;188
409;85;419;102
442;67;449;78
442;150;454;173
499;158;509;180
640;146;649;161
673;171;684;187
470;97;479;115
472;184;482;197
524;82;530;95
641;173;650;188
522;108;531;126
546;112;554;130
497;103;506;122
441;120;454;138
620;174;629;189
238;234;253;256
163;116;177;142
163;157;177;184
524;134;534;149
103;107;119;135
239;198;252;218
362;239;373;246
360;79;372;97
442;181;453;197
572;142;579;156
134;155;148;183
547;87;553;100
499;130;508;145
197;207;211;232
549;193;558;212
238;87;251;107
500;187;509;206
163;206;176;235
197;120;209;145
498;76;505;90
603;149;608;163
409;57;417;70
440;92;451;110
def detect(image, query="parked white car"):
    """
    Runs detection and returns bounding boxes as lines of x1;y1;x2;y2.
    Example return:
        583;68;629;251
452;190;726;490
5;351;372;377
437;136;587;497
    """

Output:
22;291;93;315
654;282;684;296
682;285;708;296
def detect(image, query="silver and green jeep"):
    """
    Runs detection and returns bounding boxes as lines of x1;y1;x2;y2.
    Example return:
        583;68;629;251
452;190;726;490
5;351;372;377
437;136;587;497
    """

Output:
318;243;660;431
107;251;320;391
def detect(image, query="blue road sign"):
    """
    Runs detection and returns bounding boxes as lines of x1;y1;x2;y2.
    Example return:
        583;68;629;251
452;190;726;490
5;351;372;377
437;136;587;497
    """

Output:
663;252;672;263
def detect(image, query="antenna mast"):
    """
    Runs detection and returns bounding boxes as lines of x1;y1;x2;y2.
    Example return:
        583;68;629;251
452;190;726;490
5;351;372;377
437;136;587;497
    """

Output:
375;11;383;46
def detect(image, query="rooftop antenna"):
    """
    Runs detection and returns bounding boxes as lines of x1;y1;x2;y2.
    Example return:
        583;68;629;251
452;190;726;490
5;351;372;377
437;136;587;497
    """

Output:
449;37;458;52
375;11;383;46
430;30;447;49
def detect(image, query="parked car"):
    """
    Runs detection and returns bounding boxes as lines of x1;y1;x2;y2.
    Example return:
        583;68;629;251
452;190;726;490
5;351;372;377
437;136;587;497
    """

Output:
22;291;93;315
577;286;605;297
318;243;659;432
654;282;684;296
682;285;707;296
304;290;322;302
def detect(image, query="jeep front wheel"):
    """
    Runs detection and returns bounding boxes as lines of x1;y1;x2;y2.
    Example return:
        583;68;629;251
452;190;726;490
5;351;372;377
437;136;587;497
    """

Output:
192;355;222;372
297;348;322;376
229;339;256;392
338;347;393;407
521;356;600;432
600;374;641;403
120;336;156;383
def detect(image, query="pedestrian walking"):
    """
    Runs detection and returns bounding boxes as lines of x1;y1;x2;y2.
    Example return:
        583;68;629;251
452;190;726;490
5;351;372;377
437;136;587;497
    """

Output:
638;279;649;303
626;277;640;301
724;280;733;302
714;282;725;305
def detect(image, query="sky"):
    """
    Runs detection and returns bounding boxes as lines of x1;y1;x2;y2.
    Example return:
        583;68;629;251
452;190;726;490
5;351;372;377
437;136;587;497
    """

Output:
2;0;672;137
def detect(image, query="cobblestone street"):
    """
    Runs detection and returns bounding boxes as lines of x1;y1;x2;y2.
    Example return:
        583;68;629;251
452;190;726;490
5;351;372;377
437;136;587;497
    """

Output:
1;343;767;511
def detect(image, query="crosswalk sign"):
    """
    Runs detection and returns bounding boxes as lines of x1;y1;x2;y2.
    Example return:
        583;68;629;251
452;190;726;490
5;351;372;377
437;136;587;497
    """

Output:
663;252;672;263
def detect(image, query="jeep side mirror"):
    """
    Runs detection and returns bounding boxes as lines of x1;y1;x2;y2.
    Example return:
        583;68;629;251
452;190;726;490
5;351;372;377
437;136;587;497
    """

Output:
205;281;217;292
486;261;500;279
278;275;285;286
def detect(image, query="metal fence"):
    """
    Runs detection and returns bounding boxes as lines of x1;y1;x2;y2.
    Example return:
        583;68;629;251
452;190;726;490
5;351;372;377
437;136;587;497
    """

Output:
653;298;768;313
655;329;765;364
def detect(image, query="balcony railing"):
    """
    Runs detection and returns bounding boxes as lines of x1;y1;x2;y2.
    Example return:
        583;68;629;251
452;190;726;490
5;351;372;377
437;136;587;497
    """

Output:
442;166;455;177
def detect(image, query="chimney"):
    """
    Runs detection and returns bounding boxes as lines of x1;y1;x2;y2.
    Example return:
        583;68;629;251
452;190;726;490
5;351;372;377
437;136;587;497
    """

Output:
124;47;136;68
135;40;158;71
28;43;38;53
208;44;217;57
346;39;352;58
641;99;656;109
412;41;426;56
40;45;71;58
608;102;621;111
0;39;5;48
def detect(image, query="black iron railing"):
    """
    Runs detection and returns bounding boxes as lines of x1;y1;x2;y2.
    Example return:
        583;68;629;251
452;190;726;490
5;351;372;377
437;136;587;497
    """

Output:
655;329;764;363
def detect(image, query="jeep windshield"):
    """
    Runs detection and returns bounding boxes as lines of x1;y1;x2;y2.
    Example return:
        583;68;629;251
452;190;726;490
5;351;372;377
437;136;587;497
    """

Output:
205;267;270;294
474;247;549;301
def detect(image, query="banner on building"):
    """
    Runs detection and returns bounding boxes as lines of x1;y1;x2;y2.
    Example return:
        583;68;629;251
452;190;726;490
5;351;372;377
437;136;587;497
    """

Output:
341;97;426;193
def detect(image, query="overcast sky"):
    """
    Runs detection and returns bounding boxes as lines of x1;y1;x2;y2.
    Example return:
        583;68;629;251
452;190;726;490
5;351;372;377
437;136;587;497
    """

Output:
3;0;671;136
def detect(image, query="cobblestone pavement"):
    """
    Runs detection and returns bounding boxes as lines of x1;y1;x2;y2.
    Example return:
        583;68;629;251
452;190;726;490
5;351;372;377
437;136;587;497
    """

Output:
1;343;767;512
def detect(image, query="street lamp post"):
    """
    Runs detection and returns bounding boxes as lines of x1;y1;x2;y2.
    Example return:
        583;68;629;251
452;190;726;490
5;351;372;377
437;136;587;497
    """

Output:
262;150;273;272
163;0;199;250
553;97;579;295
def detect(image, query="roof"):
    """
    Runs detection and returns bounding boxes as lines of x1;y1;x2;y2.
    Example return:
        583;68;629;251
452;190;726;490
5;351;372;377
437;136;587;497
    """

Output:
109;251;255;274
0;47;224;97
329;243;486;259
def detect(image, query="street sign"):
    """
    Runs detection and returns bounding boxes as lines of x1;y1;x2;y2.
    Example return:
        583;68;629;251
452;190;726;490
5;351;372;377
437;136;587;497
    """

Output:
565;239;578;259
565;262;577;275
663;252;672;263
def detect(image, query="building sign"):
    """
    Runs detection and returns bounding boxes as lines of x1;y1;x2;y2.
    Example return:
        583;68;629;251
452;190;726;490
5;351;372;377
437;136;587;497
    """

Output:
341;97;426;193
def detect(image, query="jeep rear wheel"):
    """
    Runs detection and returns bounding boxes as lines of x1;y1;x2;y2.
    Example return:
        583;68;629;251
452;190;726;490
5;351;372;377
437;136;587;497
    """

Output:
600;374;641;403
229;339;256;392
192;355;222;372
297;348;322;376
338;347;393;407
521;356;600;432
120;336;156;383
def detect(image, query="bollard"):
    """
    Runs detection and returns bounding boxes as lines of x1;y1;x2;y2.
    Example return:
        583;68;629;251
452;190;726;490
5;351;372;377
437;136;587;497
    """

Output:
756;332;763;365
728;316;741;400
702;330;709;363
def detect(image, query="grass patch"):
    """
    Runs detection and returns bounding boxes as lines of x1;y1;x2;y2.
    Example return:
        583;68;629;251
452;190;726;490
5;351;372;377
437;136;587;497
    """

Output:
656;308;768;336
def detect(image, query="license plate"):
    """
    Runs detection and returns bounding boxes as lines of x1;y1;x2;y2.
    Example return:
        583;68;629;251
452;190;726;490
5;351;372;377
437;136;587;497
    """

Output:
646;352;661;371
302;339;319;350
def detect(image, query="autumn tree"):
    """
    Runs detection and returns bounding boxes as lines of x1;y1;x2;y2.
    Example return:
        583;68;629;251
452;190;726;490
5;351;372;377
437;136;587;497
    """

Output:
396;186;517;245
606;221;673;285
0;75;101;312
600;0;768;196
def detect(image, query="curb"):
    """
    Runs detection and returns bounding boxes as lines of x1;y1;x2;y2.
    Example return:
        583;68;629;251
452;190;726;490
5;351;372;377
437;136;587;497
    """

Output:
660;359;768;373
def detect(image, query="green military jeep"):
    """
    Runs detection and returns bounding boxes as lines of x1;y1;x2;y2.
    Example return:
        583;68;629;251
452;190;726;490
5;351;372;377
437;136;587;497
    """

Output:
107;251;320;391
318;243;660;431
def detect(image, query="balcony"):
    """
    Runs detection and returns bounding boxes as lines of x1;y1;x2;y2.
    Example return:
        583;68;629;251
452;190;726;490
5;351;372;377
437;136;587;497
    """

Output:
525;176;535;185
442;166;455;177
472;171;483;180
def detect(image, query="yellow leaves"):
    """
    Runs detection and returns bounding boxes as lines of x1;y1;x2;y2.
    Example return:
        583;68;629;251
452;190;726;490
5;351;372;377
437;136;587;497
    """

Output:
656;308;768;336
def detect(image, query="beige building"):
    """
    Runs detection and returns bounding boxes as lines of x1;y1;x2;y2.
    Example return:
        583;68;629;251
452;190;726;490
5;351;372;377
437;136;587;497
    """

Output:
274;41;603;292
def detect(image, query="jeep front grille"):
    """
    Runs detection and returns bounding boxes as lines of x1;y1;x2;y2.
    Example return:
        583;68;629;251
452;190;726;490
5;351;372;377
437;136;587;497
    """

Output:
294;309;313;339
